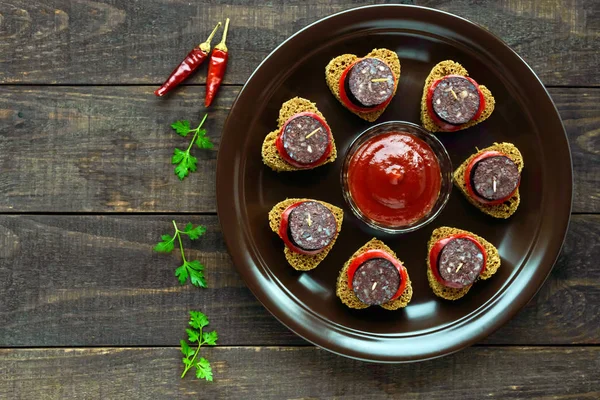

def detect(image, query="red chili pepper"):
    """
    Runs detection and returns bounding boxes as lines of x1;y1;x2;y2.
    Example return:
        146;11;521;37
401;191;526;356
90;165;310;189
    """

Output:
154;22;222;97
205;18;230;107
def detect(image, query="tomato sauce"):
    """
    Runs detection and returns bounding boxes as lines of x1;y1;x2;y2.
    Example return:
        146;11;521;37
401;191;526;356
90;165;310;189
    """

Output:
347;132;442;227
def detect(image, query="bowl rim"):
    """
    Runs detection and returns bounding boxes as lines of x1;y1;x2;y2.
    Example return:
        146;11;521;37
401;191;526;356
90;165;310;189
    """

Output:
340;120;453;234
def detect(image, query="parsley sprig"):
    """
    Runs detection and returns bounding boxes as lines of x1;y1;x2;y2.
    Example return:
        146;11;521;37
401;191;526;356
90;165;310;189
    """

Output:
154;221;207;288
180;310;218;381
171;114;214;180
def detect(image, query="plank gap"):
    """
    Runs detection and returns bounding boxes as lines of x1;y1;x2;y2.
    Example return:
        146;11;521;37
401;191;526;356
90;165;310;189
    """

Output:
2;343;600;350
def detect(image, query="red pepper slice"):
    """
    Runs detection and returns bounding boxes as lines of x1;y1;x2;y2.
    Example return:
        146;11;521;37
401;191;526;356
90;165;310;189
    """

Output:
425;74;486;132
338;58;397;113
155;22;222;97
346;249;408;301
275;112;333;169
278;202;335;255
429;234;487;289
205;18;230;107
463;150;521;205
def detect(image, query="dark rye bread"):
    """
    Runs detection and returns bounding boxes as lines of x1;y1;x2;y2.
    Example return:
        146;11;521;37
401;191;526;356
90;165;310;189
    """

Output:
261;97;337;172
268;198;343;271
420;60;495;132
454;142;524;219
427;227;501;301
336;238;413;310
325;48;401;122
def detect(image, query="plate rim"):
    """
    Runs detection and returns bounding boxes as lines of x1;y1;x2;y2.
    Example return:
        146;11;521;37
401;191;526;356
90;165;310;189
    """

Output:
216;4;573;363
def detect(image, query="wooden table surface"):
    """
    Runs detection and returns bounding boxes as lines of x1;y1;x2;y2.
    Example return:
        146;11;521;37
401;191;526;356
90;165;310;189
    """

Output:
0;1;599;398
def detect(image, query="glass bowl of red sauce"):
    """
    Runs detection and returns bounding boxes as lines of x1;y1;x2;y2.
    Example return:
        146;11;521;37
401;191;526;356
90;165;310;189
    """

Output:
341;121;452;234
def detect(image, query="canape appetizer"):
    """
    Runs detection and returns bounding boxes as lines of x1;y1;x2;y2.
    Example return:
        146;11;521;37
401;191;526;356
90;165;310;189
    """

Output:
454;142;523;218
421;60;495;132
336;238;412;310
262;97;337;172
268;198;343;270
427;227;501;300
326;49;401;122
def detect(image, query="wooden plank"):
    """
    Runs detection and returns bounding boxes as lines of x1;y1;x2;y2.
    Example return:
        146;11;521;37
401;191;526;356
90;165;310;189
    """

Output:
0;86;232;213
554;88;600;213
0;214;598;347
0;86;597;213
0;0;598;86
0;346;598;399
484;213;600;345
0;215;301;346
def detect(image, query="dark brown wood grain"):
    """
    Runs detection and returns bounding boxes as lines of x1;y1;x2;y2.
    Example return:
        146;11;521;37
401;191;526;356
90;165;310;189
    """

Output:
0;0;599;397
0;214;597;346
484;213;600;345
0;346;598;399
0;86;231;213
0;86;597;213
0;0;598;86
554;88;600;213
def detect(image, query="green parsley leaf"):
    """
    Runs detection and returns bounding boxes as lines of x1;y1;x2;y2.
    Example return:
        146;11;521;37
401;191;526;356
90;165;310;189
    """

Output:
195;358;213;381
175;260;206;288
172;148;186;164
184;223;207;240
154;234;175;253
196;132;214;149
188;267;207;288
187;260;204;271
175;264;189;285
173;151;197;181
189;311;209;330
186;328;200;343
171;120;192;136
180;339;195;357
202;331;218;346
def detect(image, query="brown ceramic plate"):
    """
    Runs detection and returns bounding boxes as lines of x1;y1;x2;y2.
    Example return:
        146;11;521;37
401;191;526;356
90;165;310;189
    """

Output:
216;5;572;362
